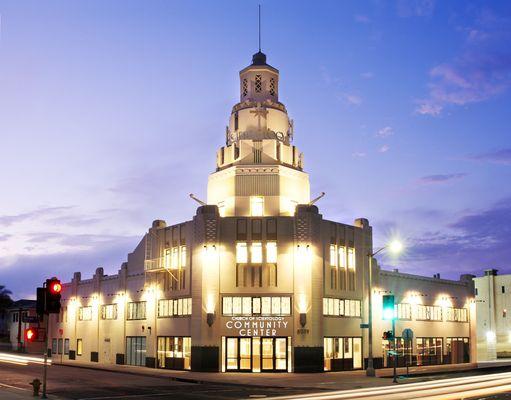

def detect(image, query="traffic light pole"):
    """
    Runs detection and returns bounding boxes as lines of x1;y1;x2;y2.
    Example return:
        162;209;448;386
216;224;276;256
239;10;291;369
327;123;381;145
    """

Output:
42;313;49;398
42;281;48;399
392;317;398;383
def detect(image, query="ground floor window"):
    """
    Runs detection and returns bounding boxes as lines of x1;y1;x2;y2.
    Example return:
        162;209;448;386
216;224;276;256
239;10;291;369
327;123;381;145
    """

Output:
446;337;469;364
126;336;146;366
324;337;362;371
222;336;290;372
157;336;191;370
76;339;83;356
382;338;413;367
417;337;443;366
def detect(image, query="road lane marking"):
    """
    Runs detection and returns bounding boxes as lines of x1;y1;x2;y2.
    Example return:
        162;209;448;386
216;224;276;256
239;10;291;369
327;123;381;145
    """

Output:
0;382;30;391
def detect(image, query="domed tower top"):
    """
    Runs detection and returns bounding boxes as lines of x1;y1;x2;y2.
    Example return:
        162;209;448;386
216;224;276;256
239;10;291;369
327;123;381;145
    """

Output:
239;51;280;103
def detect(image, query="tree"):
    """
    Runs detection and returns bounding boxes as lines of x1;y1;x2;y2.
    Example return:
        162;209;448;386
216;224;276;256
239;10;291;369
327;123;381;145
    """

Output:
0;285;13;312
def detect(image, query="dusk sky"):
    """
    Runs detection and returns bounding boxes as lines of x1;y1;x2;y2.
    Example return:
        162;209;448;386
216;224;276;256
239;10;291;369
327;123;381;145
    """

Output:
1;0;510;299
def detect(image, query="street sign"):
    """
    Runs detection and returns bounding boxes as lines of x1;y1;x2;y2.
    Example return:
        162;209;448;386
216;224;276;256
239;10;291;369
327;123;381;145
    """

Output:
402;328;414;341
360;323;369;329
22;315;40;323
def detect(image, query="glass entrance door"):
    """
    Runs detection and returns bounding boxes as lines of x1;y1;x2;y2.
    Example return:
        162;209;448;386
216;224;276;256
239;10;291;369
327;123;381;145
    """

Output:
224;337;288;372
226;337;252;371
261;337;287;372
261;338;273;371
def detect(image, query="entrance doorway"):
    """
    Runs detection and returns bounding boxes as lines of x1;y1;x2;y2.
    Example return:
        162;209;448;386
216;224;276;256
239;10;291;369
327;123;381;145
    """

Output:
225;337;289;372
324;337;363;371
126;336;146;366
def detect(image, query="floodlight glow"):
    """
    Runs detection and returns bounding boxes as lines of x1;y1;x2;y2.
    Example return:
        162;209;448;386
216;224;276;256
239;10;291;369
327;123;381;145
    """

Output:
388;240;403;254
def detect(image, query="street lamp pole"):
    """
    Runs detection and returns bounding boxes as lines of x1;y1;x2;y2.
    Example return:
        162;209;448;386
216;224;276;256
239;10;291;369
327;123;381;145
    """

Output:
366;246;386;377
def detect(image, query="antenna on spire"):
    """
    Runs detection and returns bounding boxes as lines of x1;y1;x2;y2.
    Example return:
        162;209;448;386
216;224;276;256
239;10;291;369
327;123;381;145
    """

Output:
258;4;261;52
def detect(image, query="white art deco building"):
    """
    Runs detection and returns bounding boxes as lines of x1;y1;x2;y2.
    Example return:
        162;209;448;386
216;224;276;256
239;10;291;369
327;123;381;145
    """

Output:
49;50;477;373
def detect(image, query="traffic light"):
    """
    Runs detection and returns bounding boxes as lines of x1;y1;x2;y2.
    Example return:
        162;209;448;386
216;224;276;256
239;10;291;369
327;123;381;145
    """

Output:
382;330;394;340
25;328;38;342
45;278;62;314
382;294;395;320
36;287;46;317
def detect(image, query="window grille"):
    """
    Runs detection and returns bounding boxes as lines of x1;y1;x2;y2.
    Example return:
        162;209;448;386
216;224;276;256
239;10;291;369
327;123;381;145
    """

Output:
242;79;248;97
255;75;262;92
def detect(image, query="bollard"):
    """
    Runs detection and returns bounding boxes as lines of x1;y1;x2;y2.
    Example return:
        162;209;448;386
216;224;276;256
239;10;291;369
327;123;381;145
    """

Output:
29;379;41;397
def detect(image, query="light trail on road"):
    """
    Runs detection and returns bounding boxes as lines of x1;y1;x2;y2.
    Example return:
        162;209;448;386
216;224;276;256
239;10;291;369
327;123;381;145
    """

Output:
0;352;50;366
267;371;511;400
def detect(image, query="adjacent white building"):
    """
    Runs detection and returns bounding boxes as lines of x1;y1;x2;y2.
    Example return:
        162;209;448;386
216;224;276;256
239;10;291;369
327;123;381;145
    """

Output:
474;269;511;361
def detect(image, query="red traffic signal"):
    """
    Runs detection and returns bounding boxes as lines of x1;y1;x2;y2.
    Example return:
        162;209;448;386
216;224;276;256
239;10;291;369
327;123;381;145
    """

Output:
45;277;62;314
48;280;62;295
25;328;38;342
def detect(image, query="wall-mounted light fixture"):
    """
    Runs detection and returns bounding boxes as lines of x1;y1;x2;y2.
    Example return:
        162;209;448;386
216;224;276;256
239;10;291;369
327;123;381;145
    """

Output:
299;313;307;328
203;244;217;265
207;312;215;327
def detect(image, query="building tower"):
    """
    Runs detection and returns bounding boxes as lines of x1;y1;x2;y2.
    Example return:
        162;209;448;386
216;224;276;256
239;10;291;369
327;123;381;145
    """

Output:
207;51;310;217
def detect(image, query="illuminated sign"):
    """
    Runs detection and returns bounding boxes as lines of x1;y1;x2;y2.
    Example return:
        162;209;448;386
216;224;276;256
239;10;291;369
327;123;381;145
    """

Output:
224;316;291;337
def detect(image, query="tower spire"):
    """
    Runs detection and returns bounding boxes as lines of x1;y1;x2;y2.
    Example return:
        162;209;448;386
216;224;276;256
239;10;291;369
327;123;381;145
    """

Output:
258;4;261;52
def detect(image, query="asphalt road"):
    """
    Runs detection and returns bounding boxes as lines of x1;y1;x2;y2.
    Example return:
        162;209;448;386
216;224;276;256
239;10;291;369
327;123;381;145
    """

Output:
0;363;308;399
3;361;511;400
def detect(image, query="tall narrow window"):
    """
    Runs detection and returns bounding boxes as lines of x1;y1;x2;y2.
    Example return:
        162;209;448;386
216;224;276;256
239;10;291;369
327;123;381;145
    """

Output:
76;339;83;356
236;243;248;263
330;245;337;267
338;246;347;268
266;242;277;263
251;242;263;263
250;196;264;216
164;249;171;269
347;248;356;269
255;75;262;92
234;112;239;131
180;246;186;267
171;247;179;269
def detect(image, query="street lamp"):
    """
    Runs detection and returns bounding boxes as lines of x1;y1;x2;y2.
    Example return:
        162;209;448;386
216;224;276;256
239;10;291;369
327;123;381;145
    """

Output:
366;239;403;377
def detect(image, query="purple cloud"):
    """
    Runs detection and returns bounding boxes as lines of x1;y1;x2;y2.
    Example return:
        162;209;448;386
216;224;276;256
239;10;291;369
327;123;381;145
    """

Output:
468;148;511;165
1;234;140;299
416;10;511;115
416;173;467;185
0;206;74;226
397;197;511;278
376;126;394;138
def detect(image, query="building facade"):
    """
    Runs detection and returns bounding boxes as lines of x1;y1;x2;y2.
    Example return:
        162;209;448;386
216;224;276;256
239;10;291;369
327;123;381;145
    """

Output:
49;50;476;372
7;300;45;354
474;269;511;361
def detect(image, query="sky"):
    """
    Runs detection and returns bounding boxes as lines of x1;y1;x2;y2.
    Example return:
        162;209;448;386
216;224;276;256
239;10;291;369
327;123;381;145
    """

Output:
0;0;510;299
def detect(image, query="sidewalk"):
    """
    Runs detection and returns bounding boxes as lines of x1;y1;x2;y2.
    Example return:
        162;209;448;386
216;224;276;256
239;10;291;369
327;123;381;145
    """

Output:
0;384;61;400
51;359;508;391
